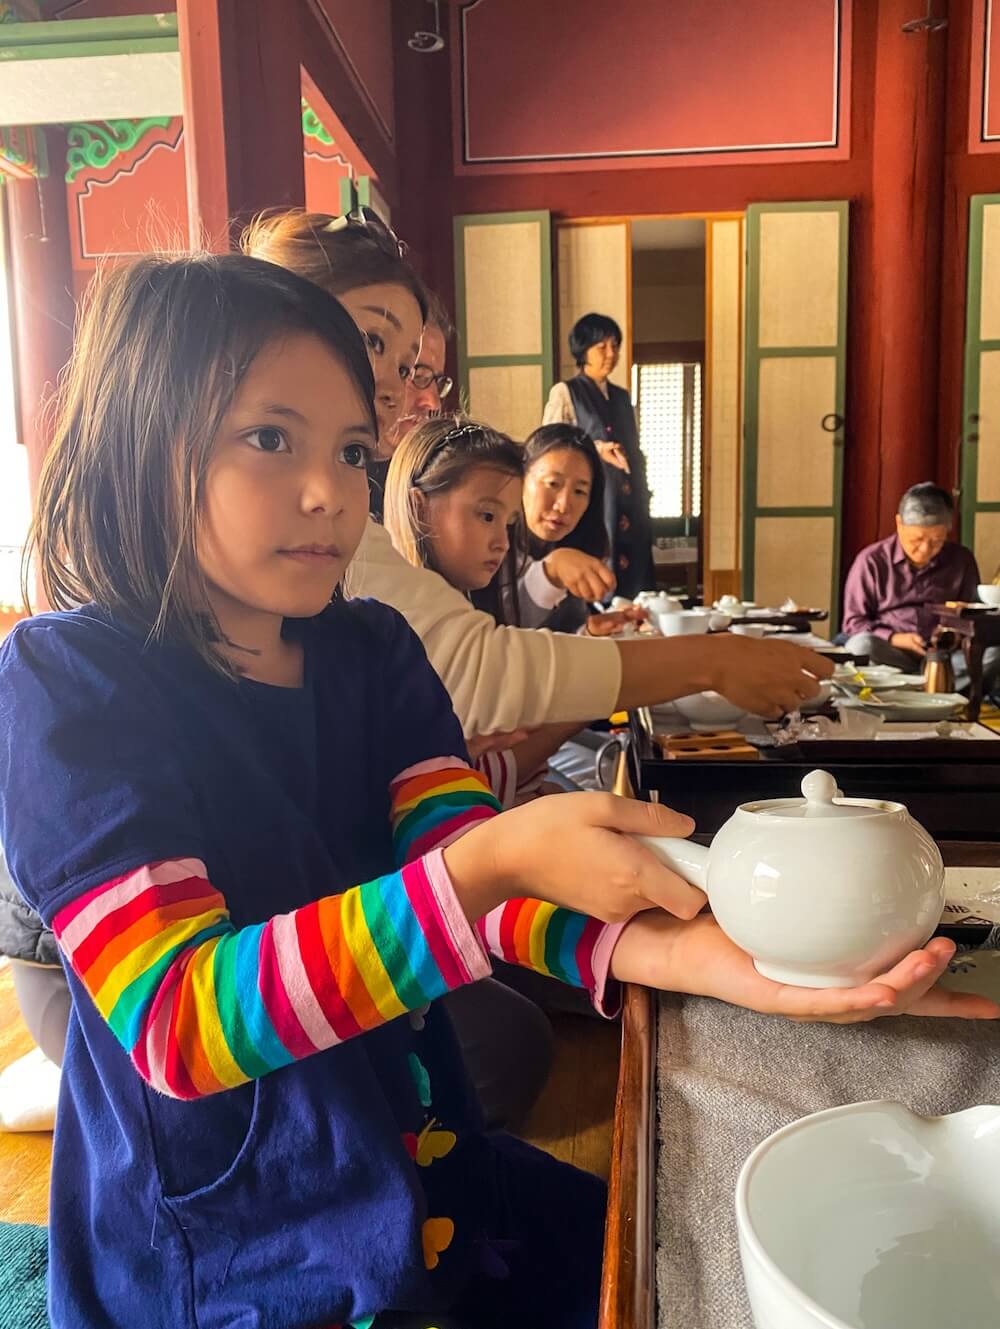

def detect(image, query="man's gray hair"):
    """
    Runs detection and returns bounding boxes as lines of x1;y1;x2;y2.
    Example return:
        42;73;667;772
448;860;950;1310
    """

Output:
898;482;954;528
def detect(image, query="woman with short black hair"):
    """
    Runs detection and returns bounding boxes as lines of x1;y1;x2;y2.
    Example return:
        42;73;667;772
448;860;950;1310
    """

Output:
543;311;655;599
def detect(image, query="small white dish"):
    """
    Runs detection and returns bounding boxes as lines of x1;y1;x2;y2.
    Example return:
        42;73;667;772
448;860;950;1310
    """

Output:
736;1100;1000;1329
837;691;966;724
732;623;767;639
978;583;1000;606
671;691;747;729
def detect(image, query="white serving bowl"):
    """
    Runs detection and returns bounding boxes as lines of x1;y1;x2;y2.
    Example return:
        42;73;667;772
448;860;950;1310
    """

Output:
672;691;747;729
736;1100;1000;1329
978;583;1000;606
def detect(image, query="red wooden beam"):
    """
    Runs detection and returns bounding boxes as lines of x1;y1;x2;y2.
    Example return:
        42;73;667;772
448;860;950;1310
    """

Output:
177;0;305;250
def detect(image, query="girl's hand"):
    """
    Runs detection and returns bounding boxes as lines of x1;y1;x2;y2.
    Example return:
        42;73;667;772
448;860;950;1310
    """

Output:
442;792;705;925
586;608;648;637
543;547;616;601
611;911;1000;1022
595;440;631;472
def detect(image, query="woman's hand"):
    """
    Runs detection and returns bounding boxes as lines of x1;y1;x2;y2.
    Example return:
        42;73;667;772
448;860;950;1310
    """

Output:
586;608;648;637
543;547;616;601
611;911;1000;1022
702;634;835;718
595;439;631;473
442;792;705;925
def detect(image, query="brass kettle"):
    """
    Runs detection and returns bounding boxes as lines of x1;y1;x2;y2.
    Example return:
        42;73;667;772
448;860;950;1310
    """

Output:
923;629;956;694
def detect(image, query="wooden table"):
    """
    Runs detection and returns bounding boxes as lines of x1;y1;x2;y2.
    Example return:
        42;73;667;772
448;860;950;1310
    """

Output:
933;604;1000;721
627;712;1000;842
598;841;1000;1329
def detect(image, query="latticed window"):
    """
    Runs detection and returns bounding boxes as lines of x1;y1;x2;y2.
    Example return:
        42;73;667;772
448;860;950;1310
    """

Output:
631;362;702;520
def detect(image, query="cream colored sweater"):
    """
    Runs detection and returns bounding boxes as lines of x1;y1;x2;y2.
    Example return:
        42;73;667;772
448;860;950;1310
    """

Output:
345;519;622;736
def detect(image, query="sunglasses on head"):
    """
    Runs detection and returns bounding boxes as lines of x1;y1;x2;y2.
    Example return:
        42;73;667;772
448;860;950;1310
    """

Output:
324;206;407;259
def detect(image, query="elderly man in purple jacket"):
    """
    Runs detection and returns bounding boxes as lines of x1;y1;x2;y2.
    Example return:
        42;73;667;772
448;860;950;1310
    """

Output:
843;483;982;674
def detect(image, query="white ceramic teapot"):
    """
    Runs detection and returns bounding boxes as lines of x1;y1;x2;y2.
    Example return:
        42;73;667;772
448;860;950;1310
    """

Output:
637;770;945;988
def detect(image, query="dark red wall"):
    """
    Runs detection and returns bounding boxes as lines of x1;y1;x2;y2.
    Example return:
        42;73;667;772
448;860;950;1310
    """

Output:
395;0;1000;570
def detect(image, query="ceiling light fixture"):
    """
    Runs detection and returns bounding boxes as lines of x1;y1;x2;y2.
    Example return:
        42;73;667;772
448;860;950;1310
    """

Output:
408;0;445;53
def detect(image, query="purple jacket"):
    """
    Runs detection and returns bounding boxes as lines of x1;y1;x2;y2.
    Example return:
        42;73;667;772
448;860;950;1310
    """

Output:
842;534;980;641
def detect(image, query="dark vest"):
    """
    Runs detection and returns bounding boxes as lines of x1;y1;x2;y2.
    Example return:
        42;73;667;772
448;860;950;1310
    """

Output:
566;375;655;599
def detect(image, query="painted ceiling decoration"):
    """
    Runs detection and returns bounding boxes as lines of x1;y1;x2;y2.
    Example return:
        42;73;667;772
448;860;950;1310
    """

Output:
65;117;173;182
302;98;335;148
0;124;47;179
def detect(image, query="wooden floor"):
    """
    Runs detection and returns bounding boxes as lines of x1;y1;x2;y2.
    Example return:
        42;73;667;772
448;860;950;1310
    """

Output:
0;959;51;1225
0;961;619;1229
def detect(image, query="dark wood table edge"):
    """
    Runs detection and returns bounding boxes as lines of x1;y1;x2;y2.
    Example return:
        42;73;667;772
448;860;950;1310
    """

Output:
598;841;1000;1329
599;981;656;1329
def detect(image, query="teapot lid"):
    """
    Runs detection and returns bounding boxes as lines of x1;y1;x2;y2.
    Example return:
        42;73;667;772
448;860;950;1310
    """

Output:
747;770;894;820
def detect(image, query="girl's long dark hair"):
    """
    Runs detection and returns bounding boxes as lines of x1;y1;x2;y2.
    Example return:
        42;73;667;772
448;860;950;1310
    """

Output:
522;424;608;562
29;253;376;673
384;416;525;625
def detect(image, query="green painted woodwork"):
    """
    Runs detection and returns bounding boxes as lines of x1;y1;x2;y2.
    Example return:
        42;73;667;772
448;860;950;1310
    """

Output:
453;210;553;421
65;118;173;182
0;14;177;61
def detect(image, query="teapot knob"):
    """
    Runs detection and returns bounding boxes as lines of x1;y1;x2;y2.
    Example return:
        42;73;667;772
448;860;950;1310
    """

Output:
801;770;841;805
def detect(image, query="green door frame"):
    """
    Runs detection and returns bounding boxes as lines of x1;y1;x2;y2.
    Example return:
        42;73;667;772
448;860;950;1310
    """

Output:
453;210;554;413
960;194;1000;551
742;200;849;622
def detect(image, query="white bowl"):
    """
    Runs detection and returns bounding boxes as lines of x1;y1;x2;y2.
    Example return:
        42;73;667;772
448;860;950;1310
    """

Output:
798;679;834;713
657;610;711;637
732;623;767;639
672;691;747;729
978;584;1000;606
737;1100;1000;1329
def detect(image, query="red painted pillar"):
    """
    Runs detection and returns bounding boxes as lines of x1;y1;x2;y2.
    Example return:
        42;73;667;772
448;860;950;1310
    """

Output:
6;133;76;509
177;0;306;250
866;0;949;532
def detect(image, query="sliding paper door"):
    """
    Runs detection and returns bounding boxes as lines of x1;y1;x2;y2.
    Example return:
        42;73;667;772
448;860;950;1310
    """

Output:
743;201;848;633
961;195;1000;580
453;210;553;440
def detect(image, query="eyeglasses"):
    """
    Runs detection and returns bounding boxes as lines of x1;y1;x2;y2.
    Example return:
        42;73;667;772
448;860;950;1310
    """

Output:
324;205;407;259
409;365;454;398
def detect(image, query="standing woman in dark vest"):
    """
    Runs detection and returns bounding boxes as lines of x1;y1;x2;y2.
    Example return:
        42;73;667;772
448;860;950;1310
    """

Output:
543;312;655;599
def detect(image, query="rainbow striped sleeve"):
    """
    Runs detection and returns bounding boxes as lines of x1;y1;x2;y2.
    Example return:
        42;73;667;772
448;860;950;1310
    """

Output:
389;757;502;862
51;854;490;1100
389;758;616;1005
476;898;607;993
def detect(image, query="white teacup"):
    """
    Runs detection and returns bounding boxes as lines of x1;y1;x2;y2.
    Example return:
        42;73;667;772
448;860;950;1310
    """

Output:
656;609;711;637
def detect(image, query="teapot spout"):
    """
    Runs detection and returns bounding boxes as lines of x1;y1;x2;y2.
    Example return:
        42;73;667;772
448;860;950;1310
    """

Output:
634;836;710;891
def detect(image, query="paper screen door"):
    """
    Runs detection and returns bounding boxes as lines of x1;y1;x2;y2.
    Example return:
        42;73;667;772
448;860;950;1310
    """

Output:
961;194;1000;582
453;211;553;441
742;201;849;632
